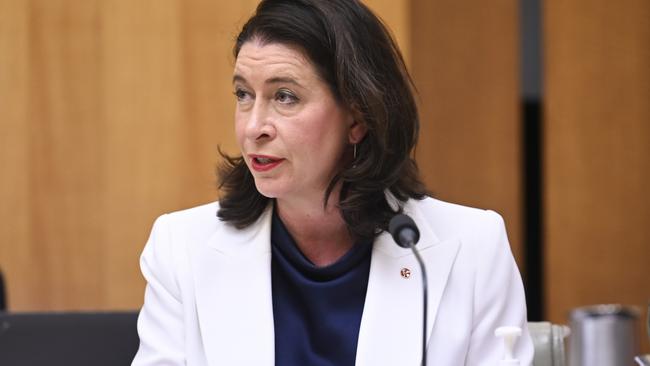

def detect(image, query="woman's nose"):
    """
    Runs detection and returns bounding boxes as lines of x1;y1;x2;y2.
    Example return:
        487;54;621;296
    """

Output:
244;102;275;141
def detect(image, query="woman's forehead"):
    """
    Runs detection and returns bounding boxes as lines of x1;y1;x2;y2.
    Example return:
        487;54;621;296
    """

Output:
234;42;318;83
237;41;310;66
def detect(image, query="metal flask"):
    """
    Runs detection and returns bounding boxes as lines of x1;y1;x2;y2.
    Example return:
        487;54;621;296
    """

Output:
569;304;639;366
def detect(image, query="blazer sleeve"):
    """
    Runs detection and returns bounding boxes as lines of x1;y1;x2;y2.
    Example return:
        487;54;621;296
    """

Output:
132;214;186;366
464;211;534;366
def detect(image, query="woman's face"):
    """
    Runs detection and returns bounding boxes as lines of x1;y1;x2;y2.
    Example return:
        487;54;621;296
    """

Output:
233;41;365;204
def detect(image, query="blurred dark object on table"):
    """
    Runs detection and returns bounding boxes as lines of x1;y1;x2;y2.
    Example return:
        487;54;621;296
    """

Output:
0;311;139;366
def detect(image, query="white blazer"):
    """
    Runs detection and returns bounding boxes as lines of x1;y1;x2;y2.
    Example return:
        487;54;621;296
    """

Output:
132;197;534;365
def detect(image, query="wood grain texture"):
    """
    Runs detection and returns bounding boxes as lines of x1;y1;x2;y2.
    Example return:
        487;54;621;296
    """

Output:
410;0;524;265
0;0;33;307
543;0;650;351
0;0;259;310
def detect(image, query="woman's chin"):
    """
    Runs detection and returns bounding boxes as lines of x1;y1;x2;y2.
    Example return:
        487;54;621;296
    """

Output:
253;181;283;199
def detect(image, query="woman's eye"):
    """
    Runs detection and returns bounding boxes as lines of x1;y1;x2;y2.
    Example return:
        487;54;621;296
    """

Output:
234;88;252;102
275;89;298;104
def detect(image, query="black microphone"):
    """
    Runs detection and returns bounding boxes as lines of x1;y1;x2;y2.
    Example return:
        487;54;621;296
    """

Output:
389;214;428;366
389;214;420;248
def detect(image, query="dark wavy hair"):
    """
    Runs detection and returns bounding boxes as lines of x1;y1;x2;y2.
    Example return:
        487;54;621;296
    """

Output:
217;0;427;241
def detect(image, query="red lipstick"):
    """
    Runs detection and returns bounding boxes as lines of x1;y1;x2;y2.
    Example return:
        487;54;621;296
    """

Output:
249;154;285;172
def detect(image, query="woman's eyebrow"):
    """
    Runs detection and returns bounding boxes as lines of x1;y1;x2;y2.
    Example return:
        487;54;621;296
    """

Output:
266;76;302;87
232;74;247;84
232;74;305;88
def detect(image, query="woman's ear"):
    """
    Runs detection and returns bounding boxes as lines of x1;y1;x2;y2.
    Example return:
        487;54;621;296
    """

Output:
347;105;368;144
348;119;368;144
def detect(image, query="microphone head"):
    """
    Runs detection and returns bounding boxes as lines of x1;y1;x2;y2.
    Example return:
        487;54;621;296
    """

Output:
389;214;420;248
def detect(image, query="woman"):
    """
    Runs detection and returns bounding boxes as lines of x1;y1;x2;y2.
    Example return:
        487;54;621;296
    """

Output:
132;0;534;365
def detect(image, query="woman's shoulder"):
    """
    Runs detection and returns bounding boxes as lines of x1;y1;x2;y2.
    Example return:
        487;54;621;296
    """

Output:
407;196;507;243
148;201;223;244
162;201;221;224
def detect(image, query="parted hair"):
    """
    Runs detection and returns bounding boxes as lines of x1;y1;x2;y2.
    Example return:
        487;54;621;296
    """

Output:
217;0;427;242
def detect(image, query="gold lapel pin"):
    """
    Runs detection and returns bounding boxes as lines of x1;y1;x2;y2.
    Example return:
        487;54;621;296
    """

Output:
400;267;411;279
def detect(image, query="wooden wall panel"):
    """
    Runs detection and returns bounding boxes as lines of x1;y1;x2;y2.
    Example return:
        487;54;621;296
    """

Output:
0;0;32;307
0;0;260;310
410;0;524;265
102;0;191;309
28;0;107;308
544;0;650;350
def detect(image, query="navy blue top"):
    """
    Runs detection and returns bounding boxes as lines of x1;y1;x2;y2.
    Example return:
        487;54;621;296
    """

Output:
271;212;372;366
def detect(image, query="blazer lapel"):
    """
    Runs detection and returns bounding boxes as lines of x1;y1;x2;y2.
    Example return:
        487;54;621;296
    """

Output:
193;207;275;366
355;201;461;366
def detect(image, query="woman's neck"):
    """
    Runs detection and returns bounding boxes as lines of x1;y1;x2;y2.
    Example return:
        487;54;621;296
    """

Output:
275;192;354;267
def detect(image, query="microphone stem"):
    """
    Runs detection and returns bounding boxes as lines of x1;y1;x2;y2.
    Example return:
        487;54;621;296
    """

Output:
409;241;428;366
